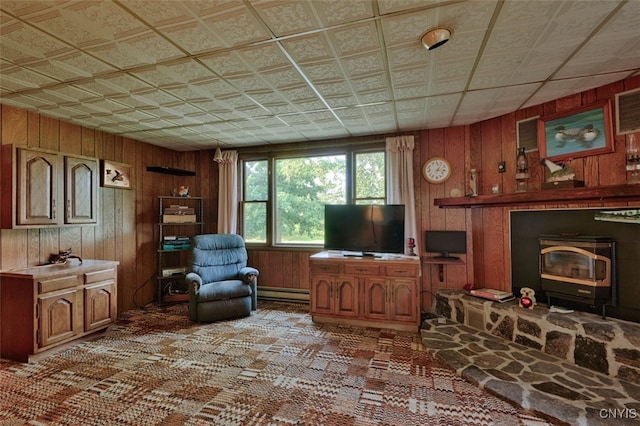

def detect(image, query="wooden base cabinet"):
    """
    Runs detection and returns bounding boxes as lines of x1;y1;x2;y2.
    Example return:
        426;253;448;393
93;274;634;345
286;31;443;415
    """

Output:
0;260;118;362
310;252;420;331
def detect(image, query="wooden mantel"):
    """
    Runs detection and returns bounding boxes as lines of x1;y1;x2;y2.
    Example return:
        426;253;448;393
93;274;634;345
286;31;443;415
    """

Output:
434;184;640;208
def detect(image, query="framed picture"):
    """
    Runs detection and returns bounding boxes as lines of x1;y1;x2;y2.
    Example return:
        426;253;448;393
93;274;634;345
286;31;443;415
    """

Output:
101;160;132;189
538;99;614;162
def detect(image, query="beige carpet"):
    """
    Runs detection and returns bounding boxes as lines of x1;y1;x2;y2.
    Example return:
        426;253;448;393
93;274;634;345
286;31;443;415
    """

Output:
0;301;551;425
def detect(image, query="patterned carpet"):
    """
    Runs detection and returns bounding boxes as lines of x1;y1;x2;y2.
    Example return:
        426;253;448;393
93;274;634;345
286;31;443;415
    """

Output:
0;301;551;425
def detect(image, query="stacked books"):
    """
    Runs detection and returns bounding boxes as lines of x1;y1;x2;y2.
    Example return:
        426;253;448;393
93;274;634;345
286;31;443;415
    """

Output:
162;236;191;250
469;288;515;303
163;204;196;223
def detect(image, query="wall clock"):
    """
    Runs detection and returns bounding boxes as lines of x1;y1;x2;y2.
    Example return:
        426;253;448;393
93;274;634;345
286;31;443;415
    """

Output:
422;157;451;184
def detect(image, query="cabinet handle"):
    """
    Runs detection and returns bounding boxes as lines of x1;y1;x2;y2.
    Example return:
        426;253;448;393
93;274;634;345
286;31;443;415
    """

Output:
52;199;56;219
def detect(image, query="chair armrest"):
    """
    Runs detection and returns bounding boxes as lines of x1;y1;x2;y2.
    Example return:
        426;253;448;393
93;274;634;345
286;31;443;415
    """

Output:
239;267;259;284
185;272;203;294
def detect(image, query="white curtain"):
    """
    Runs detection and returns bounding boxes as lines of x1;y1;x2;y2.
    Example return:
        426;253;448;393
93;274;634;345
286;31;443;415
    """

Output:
217;150;239;234
386;136;419;255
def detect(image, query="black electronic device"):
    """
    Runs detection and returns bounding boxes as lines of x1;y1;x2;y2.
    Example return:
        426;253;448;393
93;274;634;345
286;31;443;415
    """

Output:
324;204;405;256
425;230;467;259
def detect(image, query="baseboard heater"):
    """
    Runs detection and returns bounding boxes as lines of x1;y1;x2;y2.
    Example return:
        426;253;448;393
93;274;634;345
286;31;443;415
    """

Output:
257;286;309;303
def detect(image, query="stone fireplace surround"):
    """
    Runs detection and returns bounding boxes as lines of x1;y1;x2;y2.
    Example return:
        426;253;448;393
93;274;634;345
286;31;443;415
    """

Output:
434;289;640;383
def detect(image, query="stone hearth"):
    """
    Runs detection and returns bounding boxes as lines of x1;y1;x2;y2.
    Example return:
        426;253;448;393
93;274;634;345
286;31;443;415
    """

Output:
433;289;640;382
424;289;640;425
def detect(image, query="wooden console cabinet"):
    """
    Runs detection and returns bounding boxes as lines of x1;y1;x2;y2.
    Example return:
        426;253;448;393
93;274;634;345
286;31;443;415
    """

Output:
0;260;118;362
310;252;421;331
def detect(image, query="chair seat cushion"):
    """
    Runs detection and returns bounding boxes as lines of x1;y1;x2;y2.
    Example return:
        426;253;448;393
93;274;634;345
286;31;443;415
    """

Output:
197;280;252;303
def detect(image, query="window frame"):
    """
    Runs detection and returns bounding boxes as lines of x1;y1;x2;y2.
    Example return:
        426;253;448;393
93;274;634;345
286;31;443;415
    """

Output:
239;142;385;248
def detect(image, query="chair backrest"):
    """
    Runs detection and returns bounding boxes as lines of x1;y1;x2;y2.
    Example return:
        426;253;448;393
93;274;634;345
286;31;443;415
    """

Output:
189;234;248;284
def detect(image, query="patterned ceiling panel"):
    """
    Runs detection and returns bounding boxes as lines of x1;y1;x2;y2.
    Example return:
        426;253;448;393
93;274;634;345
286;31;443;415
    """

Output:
0;0;638;150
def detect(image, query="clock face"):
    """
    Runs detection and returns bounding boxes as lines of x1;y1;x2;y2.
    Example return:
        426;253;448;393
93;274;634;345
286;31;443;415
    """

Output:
422;157;451;184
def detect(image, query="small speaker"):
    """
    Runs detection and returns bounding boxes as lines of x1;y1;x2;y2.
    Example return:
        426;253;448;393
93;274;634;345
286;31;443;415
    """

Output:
516;116;539;152
615;87;640;135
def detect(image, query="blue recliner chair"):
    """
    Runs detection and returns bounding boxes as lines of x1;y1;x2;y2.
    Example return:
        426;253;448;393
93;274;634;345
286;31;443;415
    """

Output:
185;234;258;322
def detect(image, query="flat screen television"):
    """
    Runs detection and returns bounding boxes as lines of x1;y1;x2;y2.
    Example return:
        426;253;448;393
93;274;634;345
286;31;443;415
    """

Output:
324;204;405;256
425;230;467;259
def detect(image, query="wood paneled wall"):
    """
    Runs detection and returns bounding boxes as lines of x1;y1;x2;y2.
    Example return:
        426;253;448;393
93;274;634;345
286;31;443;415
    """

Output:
2;75;638;315
417;75;640;311
0;105;217;312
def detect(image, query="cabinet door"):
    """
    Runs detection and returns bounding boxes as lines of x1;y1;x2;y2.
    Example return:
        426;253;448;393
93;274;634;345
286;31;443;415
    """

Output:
310;275;334;315
389;278;417;323
17;148;60;226
84;281;116;331
65;156;98;224
363;278;389;320
335;277;359;317
38;289;80;348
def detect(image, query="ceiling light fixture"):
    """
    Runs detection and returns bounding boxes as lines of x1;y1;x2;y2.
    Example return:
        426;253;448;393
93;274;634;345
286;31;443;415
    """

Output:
420;27;451;50
213;146;224;163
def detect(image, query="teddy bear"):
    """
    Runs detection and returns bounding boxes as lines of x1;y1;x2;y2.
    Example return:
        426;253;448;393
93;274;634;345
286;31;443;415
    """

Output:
519;286;537;309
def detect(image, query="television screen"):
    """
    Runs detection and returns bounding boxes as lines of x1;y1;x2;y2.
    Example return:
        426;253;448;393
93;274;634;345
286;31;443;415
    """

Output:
425;230;467;259
324;204;405;255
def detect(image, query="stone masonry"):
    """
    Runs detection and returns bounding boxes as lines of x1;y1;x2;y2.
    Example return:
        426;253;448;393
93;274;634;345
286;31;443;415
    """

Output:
433;289;640;383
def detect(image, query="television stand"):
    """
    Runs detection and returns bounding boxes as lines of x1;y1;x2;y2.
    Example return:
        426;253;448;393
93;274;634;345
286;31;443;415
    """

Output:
423;256;465;282
309;251;421;331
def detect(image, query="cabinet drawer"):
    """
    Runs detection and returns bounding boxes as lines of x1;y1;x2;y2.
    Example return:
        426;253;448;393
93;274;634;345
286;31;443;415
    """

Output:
310;263;339;274
85;269;116;284
38;275;78;294
383;265;418;277
344;264;379;275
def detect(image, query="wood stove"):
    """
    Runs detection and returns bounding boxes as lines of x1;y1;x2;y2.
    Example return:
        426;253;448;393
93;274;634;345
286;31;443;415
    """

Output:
539;235;616;319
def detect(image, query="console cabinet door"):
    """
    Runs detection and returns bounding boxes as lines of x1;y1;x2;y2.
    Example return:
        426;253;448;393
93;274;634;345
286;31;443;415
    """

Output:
334;277;358;317
38;289;81;348
84;281;116;331
311;275;334;315
17;148;60;226
65;155;98;224
363;278;389;320
389;278;417;323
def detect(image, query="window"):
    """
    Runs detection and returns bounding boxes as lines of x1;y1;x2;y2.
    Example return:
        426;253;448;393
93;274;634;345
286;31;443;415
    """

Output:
241;147;385;247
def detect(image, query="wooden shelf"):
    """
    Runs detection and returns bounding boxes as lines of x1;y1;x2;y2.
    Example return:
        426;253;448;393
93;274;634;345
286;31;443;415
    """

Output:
434;184;640;208
423;256;464;265
147;166;195;176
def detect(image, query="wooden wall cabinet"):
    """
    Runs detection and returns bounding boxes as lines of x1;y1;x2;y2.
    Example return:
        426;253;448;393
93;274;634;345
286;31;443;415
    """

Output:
1;145;98;229
309;252;420;331
0;260;118;362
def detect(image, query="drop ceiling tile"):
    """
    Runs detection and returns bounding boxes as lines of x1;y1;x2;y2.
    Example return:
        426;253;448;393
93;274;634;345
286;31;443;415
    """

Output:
251;0;318;36
299;60;346;83
340;51;386;79
84;31;184;69
201;7;271;46
328;22;380;57
0;65;58;93
311;0;374;26
315;81;352;98
131;59;215;88
236;44;293;72
260;67;307;90
0;18;72;65
281;33;334;63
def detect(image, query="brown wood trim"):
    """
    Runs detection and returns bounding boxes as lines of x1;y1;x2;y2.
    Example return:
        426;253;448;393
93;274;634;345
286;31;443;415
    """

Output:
434;184;640;208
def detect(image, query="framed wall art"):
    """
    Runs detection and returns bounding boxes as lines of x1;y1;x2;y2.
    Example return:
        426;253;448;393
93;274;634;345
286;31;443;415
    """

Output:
101;160;132;189
538;99;614;162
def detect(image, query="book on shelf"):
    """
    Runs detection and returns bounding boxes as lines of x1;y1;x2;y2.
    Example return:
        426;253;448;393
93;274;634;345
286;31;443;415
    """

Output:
469;288;515;302
164;207;195;215
163;236;190;241
162;214;197;223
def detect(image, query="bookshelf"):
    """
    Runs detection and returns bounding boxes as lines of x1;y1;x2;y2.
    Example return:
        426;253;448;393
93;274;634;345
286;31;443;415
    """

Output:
157;196;203;304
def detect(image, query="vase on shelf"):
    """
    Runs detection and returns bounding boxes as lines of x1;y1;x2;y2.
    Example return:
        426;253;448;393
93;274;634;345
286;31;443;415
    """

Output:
627;134;640;184
515;148;529;192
